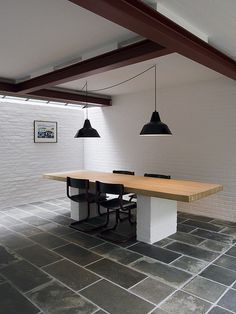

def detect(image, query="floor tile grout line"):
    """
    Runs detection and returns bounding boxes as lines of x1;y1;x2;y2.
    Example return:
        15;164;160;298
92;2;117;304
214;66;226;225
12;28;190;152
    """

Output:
127;276;149;290
84;257;105;268
0;271;45;313
19;250;156;311
2;201;236;313
152;239;236;312
205;279;236;314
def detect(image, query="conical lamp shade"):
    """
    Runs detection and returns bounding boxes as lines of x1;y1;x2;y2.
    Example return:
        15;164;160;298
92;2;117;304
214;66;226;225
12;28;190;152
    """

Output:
74;119;100;138
140;111;172;136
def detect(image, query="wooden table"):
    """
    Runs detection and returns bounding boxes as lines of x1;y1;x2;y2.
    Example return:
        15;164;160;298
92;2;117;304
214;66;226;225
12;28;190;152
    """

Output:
44;170;223;244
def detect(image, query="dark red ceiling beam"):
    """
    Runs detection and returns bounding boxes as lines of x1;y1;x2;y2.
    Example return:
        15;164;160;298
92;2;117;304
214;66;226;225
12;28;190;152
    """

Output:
15;39;171;93
0;84;111;106
69;0;236;80
0;81;17;93
28;88;111;107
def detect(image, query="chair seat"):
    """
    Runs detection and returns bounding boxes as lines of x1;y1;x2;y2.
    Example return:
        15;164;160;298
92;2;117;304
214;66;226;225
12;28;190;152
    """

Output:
71;193;106;203
99;198;136;210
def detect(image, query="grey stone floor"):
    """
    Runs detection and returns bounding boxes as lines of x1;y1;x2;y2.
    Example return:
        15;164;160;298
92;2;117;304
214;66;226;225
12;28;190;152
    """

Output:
0;197;236;314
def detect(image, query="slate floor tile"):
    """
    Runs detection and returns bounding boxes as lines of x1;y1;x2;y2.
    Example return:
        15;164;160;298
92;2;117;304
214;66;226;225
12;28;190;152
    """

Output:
0;282;39;314
225;245;236;257
200;264;236;286
218;289;236;313
87;258;146;289
129;242;180;263
6;208;32;219
29;232;68;249
166;242;219;262
35;210;59;220
55;208;71;216
0;245;20;268
177;217;187;223
27;280;96;314
50;215;74;226
0;233;34;250
22;215;50;226
9;223;43;237
177;224;197;233
179;213;213;222
130;277;175;305
0;215;22;226
160;290;211;314
16;244;62;267
192;229;234;244
0;260;51;292
153;238;173;247
92;243;142;264
151;309;168;314
55;243;101;266
211;219;236;228
220;226;236;237
80;279;155;314
214;254;236;271
169;231;205;245
0;226;14;238
199;239;231;253
171;256;208;273
208;306;233;314
0;274;5;283
17;204;38;211
63;231;104;249
38;222;74;236
182;220;223;232
43;259;100;291
37;203;61;211
183;276;226;302
132;257;192;287
91;242;118;254
105;246;142;264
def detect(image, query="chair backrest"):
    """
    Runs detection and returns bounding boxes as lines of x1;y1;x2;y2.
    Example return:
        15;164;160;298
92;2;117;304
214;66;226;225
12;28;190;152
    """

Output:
113;170;135;176
96;181;124;196
67;177;89;190
144;173;171;179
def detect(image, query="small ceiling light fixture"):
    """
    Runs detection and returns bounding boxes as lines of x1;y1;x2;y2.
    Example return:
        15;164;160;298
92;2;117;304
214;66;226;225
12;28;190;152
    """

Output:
140;65;172;136
74;81;100;138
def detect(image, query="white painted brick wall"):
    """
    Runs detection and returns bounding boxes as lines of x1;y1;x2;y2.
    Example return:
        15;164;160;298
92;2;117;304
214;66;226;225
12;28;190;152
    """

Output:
84;78;236;222
0;102;84;209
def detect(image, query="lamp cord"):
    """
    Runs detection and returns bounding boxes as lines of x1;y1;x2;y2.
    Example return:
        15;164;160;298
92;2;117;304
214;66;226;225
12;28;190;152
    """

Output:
154;64;157;112
88;65;156;92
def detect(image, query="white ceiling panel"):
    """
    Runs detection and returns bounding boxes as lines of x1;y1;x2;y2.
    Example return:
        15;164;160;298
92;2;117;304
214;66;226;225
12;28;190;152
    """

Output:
0;0;134;80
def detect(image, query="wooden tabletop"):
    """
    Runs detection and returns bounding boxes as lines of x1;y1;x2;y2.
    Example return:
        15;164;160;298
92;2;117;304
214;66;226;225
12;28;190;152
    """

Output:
43;170;223;203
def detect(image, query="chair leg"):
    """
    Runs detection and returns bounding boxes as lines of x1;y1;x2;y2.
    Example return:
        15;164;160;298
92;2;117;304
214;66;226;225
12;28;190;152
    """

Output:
69;202;91;231
128;209;136;225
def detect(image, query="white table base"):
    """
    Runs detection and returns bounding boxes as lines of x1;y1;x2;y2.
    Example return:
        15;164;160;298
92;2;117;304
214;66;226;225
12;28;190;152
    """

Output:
69;188;177;244
136;195;177;244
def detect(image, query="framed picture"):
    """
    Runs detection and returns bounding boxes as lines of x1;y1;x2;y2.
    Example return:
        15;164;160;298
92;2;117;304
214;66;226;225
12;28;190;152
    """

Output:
34;120;58;143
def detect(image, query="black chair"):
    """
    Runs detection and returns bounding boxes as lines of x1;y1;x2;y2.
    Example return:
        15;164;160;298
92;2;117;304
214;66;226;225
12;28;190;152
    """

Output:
113;170;136;201
144;173;171;179
113;170;135;175
96;181;136;243
67;177;106;232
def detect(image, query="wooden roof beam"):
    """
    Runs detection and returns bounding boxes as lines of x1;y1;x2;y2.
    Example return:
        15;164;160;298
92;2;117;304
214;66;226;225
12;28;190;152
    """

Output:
68;0;236;80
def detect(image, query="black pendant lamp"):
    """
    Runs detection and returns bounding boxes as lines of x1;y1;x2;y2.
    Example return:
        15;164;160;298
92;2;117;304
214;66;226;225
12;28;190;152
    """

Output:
140;65;172;136
74;82;100;138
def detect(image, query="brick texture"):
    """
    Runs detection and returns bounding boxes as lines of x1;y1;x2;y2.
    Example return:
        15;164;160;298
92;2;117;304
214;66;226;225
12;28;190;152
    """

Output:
0;102;84;209
84;78;236;222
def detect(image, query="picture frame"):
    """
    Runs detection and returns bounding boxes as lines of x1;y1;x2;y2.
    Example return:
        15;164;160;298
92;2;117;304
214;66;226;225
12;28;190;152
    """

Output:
34;120;58;143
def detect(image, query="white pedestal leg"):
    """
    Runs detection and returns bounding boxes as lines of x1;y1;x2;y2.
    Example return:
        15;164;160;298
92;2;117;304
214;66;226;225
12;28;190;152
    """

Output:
136;195;177;244
70;187;98;221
